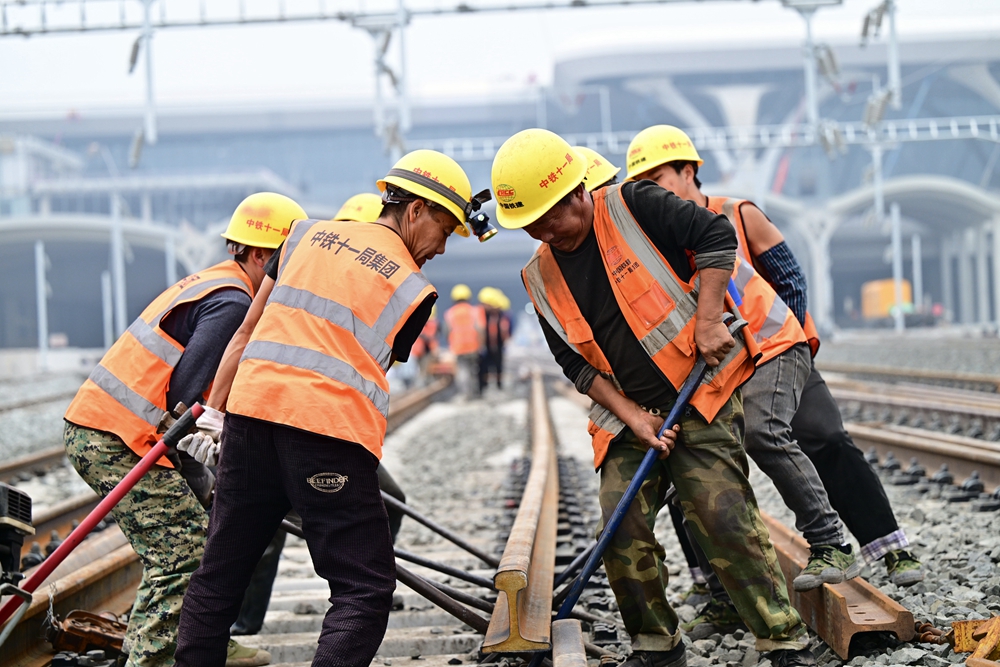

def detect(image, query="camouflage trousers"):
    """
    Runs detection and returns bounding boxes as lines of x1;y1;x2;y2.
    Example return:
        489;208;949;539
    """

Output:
64;421;208;667
598;395;807;653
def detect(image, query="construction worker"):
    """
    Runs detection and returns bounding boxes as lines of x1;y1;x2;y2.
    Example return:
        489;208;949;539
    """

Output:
174;150;495;667
62;192;303;667
477;287;511;392
333;192;384;223
229;190;407;638
627;125;923;617
410;304;440;380
575;145;621;191
493;129;813;667
443;283;485;398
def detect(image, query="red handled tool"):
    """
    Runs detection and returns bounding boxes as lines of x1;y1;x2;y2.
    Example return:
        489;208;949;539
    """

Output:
0;404;205;627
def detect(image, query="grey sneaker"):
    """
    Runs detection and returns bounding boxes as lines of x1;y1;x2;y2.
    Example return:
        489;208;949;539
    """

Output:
767;648;817;667
792;544;861;591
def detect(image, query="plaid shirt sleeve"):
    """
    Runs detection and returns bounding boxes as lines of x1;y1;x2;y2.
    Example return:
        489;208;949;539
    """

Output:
756;241;808;326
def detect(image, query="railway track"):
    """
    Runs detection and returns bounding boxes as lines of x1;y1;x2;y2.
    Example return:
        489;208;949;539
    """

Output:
1;367;995;666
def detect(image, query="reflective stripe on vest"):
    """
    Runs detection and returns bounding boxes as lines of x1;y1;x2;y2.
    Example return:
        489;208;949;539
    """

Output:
523;185;757;468
241;340;391;417
710;196;812;363
64;261;254;466
227;219;435;459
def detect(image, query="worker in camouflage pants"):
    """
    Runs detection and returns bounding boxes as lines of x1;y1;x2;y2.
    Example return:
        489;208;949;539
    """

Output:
65;423;208;665
599;395;805;653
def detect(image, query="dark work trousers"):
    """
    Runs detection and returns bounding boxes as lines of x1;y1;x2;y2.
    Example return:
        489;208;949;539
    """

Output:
789;364;900;547
175;414;396;667
478;348;504;392
232;465;406;635
669;363;903;599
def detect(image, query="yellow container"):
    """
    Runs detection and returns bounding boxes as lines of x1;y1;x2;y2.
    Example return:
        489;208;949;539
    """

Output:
861;279;913;320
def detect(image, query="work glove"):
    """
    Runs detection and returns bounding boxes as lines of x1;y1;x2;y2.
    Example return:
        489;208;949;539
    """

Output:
194;405;225;441
177;432;220;467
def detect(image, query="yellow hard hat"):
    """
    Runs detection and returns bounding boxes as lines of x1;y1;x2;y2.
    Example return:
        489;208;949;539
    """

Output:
478;287;499;308
333;193;383;223
495;289;511;311
377;150;496;241
222;192;307;250
574;146;621;192
451;284;473;301
491;129;587;230
625;125;703;182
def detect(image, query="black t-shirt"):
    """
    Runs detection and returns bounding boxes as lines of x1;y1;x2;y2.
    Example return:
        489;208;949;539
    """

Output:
264;238;435;363
160;287;252;412
537;180;737;410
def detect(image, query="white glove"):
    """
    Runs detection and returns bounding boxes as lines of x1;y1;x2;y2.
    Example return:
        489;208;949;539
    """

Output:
177;432;220;467
195;406;225;440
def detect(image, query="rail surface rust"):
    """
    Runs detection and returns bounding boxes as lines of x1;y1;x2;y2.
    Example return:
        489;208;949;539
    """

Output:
483;370;558;653
761;512;915;659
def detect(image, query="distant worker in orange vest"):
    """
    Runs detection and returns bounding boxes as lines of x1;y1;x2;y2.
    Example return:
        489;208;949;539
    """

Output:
62;192;303;667
629;125;922;629
444;283;485;398
477;287;511;392
410;305;440;379
174;150;496;667
492;129;813;667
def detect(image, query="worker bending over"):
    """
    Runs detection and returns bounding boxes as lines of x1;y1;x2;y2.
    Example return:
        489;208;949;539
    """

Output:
444;283;485;397
62;193;302;667
229;191;411;638
174;150;495;667
630;125;923;616
493;129;813;667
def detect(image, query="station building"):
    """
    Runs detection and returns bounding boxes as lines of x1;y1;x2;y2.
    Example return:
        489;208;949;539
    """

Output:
1;29;1000;358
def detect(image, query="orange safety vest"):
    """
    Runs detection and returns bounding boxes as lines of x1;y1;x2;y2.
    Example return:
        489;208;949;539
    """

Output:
523;185;759;468
227;219;436;459
65;261;254;467
709;197;821;357
445;302;484;356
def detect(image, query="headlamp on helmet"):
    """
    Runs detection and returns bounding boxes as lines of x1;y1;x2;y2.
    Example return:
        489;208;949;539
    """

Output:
382;184;497;243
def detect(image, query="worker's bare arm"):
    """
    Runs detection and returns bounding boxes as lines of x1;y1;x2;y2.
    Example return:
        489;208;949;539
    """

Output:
693;267;736;367
740;203;785;257
206;275;274;412
587;374;679;459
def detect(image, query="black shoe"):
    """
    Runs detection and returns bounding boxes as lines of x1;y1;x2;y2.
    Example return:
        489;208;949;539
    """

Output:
618;643;686;667
230;621;261;636
766;648;817;667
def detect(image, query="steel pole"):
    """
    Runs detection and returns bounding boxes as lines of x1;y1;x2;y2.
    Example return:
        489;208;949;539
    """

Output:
101;270;114;348
34;241;48;372
886;0;901;110
142;0;157;144
799;8;819;127
890;202;905;333
110;194;128;337
977;224;991;325
911;234;922;313
993;216;1000;326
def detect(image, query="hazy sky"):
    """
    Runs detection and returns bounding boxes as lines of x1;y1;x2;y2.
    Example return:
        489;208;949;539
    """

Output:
2;0;998;116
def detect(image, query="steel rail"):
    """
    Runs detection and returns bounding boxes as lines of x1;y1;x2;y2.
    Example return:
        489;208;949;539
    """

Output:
846;422;1000;489
483;369;558;654
0;447;68;482
386;377;452;434
760;511;915;659
0;392;77;415
830;385;1000;441
552;619;588;667
816;361;1000;393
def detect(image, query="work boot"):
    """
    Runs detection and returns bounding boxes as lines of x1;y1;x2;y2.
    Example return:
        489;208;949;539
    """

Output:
226;639;271;667
618;642;686;667
680;599;745;640
792;544;860;591
885;549;925;586
678;581;711;606
766;648;817;667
